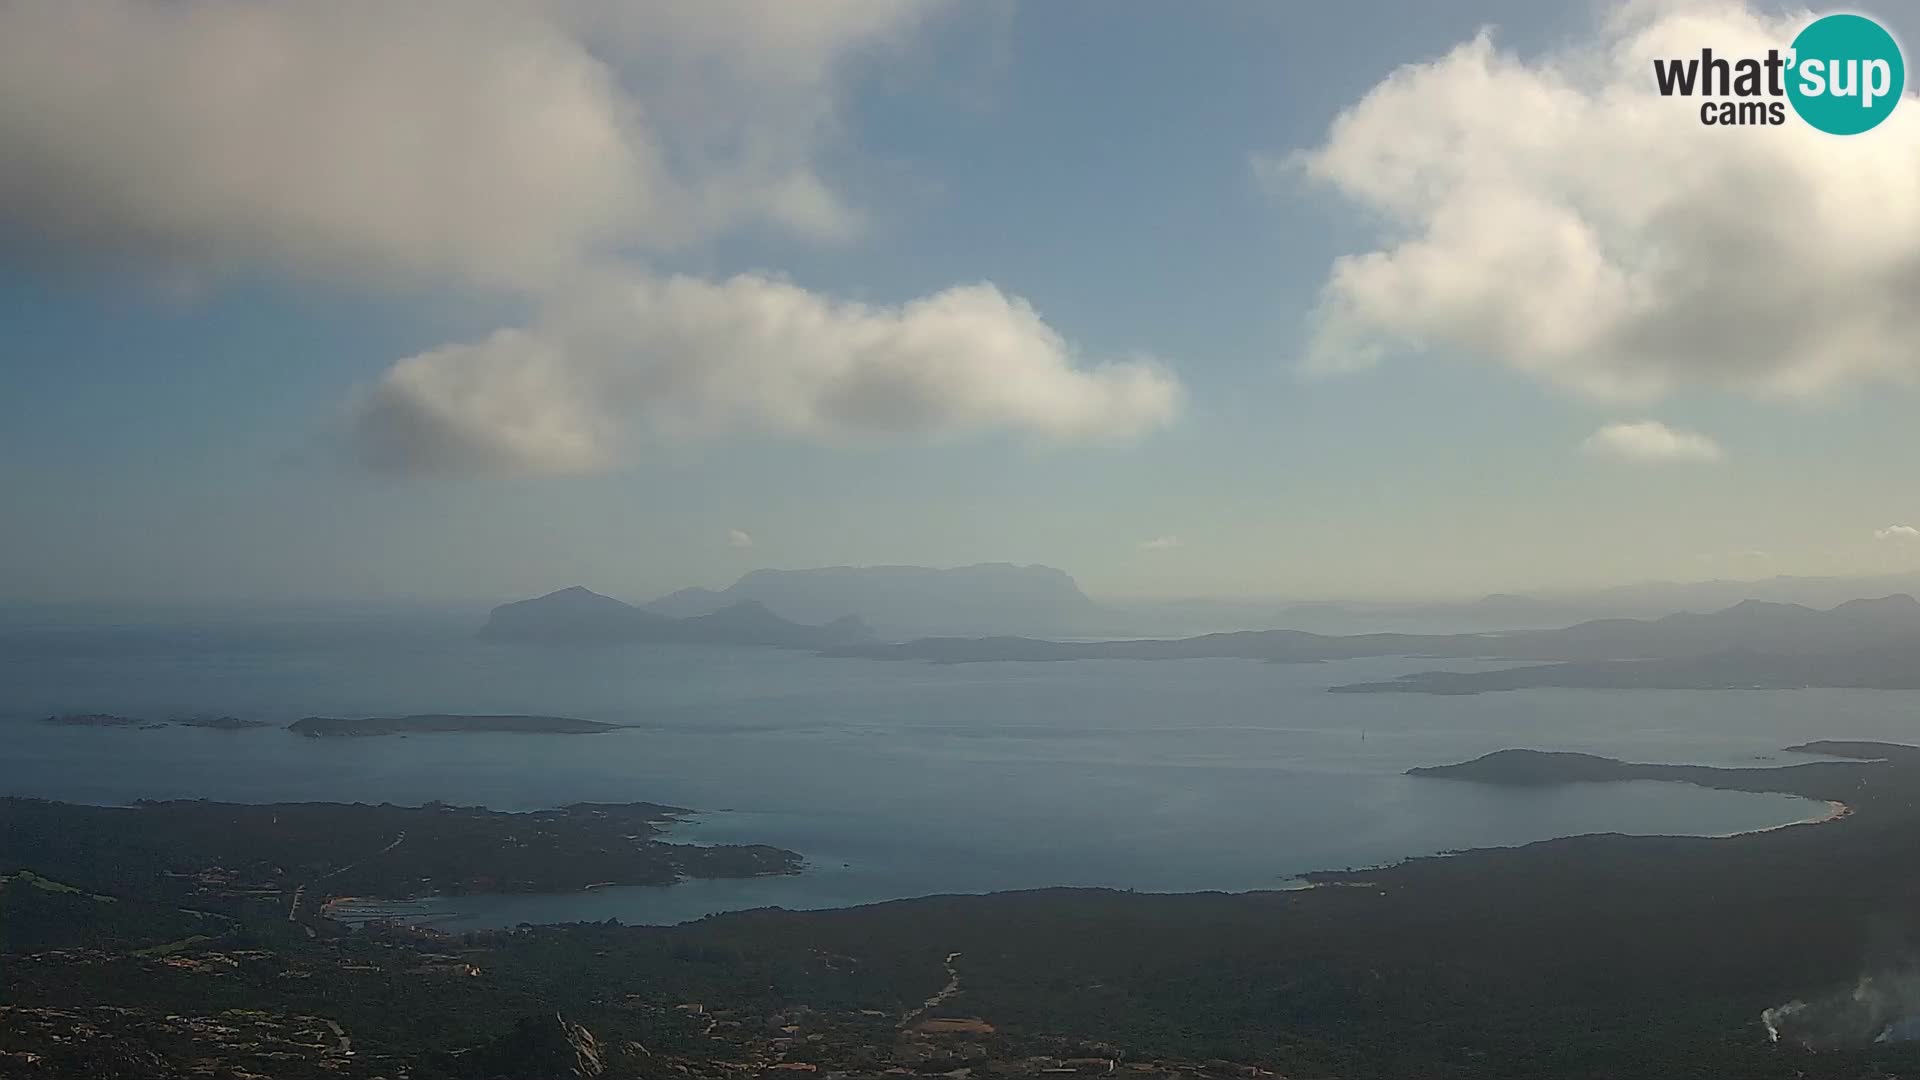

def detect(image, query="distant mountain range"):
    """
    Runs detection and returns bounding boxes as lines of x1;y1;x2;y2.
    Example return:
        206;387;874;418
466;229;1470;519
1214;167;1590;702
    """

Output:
1328;595;1920;694
480;586;875;648
1331;645;1920;695
484;562;1920;646
829;594;1920;675
479;566;1920;696
1512;572;1920;620
644;563;1104;638
1107;572;1920;636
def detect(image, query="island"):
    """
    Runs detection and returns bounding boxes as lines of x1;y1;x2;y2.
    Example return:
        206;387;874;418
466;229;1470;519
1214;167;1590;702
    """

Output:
288;714;622;737
1403;744;1889;802
38;713;144;727
38;714;275;731
172;715;271;730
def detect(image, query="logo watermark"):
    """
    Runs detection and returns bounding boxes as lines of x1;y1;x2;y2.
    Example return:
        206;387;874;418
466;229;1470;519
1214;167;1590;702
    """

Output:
1653;12;1905;133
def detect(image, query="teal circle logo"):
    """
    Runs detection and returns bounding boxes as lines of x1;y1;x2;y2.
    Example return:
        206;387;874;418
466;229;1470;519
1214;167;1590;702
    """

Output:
1787;14;1905;134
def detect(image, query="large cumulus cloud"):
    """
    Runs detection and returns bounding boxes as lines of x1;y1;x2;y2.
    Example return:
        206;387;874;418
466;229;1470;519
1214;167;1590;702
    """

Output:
0;0;931;290
352;274;1183;474
1278;0;1920;401
0;2;1186;467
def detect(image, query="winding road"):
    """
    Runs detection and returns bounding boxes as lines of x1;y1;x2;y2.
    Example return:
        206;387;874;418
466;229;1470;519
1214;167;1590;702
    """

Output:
901;951;963;1028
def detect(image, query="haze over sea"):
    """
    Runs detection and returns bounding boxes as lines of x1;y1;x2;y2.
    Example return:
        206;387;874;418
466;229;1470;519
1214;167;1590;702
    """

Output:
3;612;1907;926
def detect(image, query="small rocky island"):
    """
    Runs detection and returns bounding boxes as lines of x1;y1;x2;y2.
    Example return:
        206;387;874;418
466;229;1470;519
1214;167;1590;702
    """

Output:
41;714;267;731
173;715;270;730
39;713;145;727
288;714;621;737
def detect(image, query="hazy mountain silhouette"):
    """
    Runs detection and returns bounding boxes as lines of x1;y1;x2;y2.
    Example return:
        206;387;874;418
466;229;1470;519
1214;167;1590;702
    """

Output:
1330;645;1920;694
480;587;875;649
645;563;1103;636
1104;573;1920;637
831;595;1920;670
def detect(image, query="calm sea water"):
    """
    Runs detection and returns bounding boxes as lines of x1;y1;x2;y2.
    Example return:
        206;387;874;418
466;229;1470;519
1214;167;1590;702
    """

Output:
2;615;1911;926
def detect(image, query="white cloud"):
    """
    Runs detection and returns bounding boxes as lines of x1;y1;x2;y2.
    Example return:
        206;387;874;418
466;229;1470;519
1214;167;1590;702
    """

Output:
728;529;755;549
1284;0;1920;401
1580;420;1723;463
0;3;1187;474
1875;525;1920;541
351;274;1183;474
1139;536;1181;551
0;0;935;290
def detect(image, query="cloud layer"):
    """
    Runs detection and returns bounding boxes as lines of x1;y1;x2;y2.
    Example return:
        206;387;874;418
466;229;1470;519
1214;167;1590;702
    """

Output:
1580;420;1723;463
0;0;929;289
0;4;1186;468
352;275;1182;474
1875;525;1920;542
1287;0;1920;401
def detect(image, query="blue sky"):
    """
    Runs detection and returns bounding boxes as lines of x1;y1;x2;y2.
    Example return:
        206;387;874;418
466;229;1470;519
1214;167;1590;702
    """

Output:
2;0;1918;607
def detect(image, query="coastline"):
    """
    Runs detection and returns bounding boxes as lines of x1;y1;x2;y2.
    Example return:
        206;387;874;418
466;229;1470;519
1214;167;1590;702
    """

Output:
15;740;1920;1072
1717;796;1852;838
3;729;1885;931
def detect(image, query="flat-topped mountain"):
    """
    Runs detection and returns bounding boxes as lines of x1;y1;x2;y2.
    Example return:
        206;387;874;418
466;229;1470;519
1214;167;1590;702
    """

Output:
646;563;1103;637
481;586;875;648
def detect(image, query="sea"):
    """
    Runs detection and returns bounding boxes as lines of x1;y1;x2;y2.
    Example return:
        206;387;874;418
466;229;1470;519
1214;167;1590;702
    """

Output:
3;611;1913;927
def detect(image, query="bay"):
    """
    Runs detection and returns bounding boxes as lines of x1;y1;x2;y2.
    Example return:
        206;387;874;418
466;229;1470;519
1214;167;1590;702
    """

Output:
2;615;1901;925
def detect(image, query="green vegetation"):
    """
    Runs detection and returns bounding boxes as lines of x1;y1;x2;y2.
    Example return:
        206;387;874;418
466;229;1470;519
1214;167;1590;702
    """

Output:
1;870;111;898
7;746;1920;1077
0;797;799;911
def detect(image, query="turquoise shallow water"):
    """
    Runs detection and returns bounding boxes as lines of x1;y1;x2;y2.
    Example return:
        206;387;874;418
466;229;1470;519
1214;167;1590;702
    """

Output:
1;616;1905;925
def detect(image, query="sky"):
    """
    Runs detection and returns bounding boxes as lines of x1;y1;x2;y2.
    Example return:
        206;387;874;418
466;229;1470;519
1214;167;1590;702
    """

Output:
2;0;1919;608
